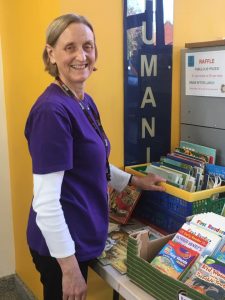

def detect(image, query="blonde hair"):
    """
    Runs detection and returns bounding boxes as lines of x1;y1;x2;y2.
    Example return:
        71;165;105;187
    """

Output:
43;13;97;77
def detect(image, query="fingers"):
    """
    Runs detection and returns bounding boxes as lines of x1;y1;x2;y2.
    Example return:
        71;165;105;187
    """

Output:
147;173;166;183
149;185;166;192
63;289;87;300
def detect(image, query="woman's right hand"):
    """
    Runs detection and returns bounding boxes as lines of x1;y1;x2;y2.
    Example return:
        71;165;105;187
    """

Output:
57;255;87;300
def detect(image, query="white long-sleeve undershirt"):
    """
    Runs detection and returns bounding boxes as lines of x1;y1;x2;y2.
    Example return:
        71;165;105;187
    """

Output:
109;164;131;192
32;171;75;258
32;165;131;258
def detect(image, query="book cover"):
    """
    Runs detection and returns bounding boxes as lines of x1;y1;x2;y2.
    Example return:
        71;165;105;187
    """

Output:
191;213;225;237
214;238;225;264
145;164;183;185
180;222;222;283
175;147;210;163
182;222;222;258
185;257;225;299
173;228;208;255
98;230;128;274
180;141;216;164
160;156;193;173
150;240;199;279
109;185;141;225
160;165;190;189
167;153;204;168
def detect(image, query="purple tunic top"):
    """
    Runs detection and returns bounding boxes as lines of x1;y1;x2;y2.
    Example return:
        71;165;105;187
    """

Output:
25;83;110;261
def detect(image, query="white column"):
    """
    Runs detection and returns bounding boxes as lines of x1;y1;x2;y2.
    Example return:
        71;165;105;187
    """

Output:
0;37;15;277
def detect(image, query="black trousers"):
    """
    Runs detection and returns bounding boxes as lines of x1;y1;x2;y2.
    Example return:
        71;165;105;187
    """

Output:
30;248;90;300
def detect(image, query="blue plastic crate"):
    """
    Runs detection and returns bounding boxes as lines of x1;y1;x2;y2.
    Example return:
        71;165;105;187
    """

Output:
139;190;225;218
134;199;186;233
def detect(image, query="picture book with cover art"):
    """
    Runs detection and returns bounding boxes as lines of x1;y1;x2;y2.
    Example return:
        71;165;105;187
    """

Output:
185;256;225;300
98;229;128;274
109;185;142;224
150;240;199;279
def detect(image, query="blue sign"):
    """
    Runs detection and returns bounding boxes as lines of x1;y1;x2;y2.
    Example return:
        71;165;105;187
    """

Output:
124;0;173;165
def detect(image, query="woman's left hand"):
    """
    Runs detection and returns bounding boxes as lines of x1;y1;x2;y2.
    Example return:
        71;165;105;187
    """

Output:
131;173;166;191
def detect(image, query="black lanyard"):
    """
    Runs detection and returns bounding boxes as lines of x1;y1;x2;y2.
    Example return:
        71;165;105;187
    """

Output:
56;76;111;181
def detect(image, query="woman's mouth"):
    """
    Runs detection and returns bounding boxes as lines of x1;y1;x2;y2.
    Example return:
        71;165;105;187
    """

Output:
70;63;88;70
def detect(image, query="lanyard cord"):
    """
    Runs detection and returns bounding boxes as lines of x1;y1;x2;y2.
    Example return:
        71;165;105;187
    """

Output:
55;76;111;181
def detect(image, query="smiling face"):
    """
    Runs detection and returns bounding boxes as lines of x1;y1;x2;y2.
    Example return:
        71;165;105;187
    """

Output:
46;22;96;89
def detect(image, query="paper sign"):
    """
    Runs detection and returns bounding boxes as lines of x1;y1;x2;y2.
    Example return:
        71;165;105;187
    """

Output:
185;50;225;97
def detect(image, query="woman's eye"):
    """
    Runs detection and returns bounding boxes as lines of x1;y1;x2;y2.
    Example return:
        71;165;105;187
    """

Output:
84;44;94;51
66;45;74;52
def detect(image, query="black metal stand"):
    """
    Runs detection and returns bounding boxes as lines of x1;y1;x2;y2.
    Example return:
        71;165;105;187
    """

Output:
113;289;120;300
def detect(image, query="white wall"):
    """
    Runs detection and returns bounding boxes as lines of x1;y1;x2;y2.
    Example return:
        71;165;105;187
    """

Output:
0;38;15;277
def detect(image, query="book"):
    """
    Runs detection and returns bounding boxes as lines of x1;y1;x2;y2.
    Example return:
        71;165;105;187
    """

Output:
191;213;225;237
205;164;225;180
173;228;208;255
160;165;190;189
214;237;225;264
175;147;210;163
182;222;222;258
167;153;204;168
145;164;183;185
180;141;216;164
160;156;193;173
109;185;141;224
150;240;199;279
185;256;225;299
98;229;128;274
180;222;222;283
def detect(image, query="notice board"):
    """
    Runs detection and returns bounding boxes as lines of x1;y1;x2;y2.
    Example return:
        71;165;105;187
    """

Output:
180;44;225;165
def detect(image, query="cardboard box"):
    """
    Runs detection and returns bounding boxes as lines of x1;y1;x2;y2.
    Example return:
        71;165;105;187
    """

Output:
127;230;211;300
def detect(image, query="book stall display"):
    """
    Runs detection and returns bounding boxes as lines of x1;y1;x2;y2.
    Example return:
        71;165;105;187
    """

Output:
99;139;225;300
127;213;225;300
125;141;225;233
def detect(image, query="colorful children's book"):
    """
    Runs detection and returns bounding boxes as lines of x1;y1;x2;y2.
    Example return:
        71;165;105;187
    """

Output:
180;222;222;283
167;153;204;168
191;213;225;237
182;222;222;258
214;238;225;264
173;228;208;255
109;185;141;224
180;141;216;164
98;229;128;274
160;156;193;173
150;240;199;279
185;257;225;299
175;147;210;163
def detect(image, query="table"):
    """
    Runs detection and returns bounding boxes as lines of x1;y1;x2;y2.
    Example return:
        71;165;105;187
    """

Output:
90;261;155;300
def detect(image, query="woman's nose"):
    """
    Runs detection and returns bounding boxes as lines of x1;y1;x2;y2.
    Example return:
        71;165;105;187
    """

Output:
76;48;86;61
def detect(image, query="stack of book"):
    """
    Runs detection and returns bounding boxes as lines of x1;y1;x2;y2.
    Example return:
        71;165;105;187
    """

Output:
146;141;217;192
150;212;225;299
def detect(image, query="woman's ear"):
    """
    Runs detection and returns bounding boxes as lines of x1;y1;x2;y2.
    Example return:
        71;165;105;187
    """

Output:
46;44;56;64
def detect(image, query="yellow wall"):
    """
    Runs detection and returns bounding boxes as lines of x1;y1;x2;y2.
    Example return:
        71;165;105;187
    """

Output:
1;0;225;299
171;0;225;149
0;1;60;298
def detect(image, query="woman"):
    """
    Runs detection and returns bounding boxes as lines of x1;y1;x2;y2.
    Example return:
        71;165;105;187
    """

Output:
25;13;165;300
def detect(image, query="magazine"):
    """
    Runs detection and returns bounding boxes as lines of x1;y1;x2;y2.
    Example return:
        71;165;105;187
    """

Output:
109;185;141;224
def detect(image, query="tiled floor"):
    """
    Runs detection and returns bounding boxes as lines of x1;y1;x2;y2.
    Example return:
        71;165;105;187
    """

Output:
0;275;35;300
0;291;20;300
